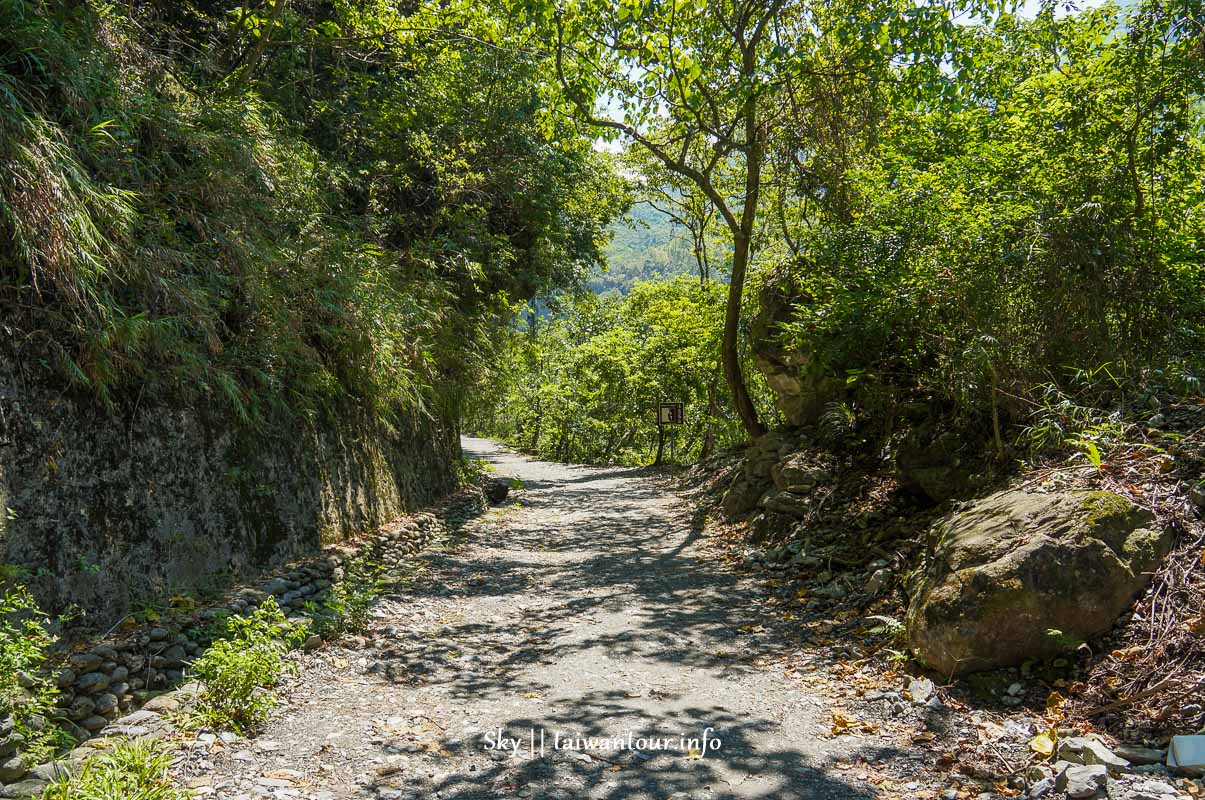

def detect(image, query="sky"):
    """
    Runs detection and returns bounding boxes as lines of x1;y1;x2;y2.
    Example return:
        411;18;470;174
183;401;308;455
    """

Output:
1020;0;1114;16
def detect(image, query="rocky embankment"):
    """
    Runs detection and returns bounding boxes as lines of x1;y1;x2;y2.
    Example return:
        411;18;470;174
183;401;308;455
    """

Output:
689;416;1204;800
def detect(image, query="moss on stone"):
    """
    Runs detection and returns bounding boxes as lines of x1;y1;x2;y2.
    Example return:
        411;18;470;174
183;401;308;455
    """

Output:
1080;490;1133;527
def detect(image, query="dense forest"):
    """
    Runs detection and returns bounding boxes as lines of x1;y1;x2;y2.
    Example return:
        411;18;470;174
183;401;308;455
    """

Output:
593;203;699;297
474;0;1205;470
0;0;625;428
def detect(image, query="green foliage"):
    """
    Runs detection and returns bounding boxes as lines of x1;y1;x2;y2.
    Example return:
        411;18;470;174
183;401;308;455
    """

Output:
0;0;625;426
594;204;700;297
189;597;299;733
0;585;62;764
306;556;383;638
40;739;187;800
753;0;1205;445
454;457;493;486
470;276;775;464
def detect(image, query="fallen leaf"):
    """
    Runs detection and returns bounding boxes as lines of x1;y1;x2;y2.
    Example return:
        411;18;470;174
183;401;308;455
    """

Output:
1028;728;1057;757
1045;691;1067;720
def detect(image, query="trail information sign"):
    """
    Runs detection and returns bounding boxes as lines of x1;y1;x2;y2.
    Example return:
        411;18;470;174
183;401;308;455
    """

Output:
658;402;684;425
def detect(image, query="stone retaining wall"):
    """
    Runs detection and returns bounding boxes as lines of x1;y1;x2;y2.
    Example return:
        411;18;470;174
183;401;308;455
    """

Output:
0;359;458;623
0;485;486;798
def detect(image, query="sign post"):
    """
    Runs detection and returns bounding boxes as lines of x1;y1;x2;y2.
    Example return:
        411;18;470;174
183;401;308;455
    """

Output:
656;401;684;465
658;402;684;425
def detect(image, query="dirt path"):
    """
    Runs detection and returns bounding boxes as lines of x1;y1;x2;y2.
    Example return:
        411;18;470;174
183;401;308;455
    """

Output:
182;438;922;800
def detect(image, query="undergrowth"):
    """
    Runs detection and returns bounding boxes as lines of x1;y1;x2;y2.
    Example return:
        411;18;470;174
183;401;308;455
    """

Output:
0;584;68;765
40;739;187;800
305;555;384;639
0;0;623;425
188;598;301;734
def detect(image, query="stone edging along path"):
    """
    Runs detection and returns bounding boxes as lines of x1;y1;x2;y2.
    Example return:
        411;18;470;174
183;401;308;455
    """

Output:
0;485;487;799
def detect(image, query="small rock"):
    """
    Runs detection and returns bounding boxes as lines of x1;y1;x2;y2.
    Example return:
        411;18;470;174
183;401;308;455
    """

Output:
1056;763;1108;798
866;568;892;595
1115;746;1167;766
148;627;170;642
1126;778;1182;799
0;734;23;758
76;672;110;695
93;693;119;715
80;715;109;732
1059;736;1131;773
814;581;847;599
908;677;936;705
1028;777;1055;799
68;695;96;721
31;759;81;782
303;635;323;652
0;755;27;783
0;778;47;798
69;653;103;672
1190;483;1205;510
141;695;180;714
264;578;291;597
485;478;512;504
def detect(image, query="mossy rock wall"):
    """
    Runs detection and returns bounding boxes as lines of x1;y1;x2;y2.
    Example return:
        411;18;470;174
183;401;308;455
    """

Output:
0;359;457;623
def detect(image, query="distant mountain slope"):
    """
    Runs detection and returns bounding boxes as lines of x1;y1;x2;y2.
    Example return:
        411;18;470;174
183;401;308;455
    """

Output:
591;203;698;296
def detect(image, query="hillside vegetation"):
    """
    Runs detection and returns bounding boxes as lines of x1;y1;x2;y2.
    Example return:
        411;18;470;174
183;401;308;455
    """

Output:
592;203;699;297
475;0;1205;473
0;0;624;425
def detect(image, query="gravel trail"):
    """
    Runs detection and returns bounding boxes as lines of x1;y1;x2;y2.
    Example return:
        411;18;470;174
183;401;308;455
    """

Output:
183;437;911;800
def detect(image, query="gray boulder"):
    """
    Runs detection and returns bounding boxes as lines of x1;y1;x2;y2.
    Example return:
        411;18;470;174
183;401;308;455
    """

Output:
1058;736;1131;773
771;453;829;495
907;488;1172;675
0;755;26;783
759;491;811;518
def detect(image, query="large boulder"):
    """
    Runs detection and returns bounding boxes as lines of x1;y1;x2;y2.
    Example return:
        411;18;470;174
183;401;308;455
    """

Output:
907;488;1172;675
771;452;831;495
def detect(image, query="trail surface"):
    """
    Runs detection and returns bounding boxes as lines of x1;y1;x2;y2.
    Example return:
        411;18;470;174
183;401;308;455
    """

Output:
185;438;920;800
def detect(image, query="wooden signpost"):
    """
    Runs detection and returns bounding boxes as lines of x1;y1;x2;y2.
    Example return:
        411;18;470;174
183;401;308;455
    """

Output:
656;401;684;464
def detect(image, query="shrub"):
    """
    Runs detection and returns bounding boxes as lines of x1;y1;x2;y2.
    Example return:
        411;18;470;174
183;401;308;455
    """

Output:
189;598;299;733
306;556;383;638
0;584;63;764
40;740;186;800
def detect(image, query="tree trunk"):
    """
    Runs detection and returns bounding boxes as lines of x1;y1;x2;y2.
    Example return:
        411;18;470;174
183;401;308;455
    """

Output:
654;423;666;466
723;233;766;439
230;0;289;91
700;378;719;461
